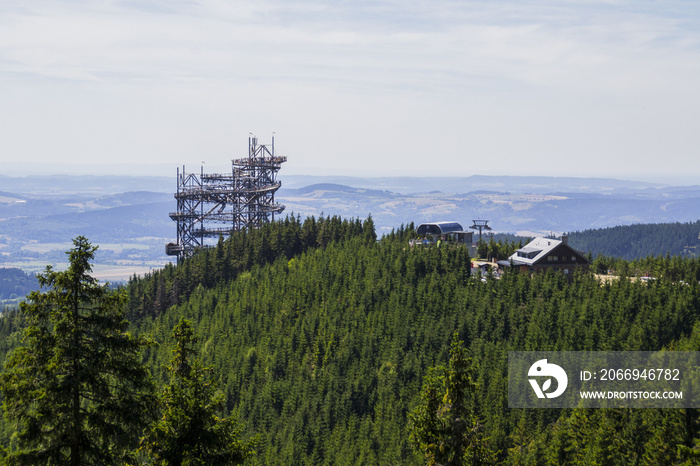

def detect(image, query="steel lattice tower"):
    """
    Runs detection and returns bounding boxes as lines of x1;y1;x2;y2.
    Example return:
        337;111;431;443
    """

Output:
166;135;286;260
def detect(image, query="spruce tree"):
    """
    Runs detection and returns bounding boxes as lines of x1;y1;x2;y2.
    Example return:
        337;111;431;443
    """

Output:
0;236;155;465
139;318;256;465
408;333;497;465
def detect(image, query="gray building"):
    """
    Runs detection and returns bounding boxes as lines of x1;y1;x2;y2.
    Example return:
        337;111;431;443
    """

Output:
416;221;474;245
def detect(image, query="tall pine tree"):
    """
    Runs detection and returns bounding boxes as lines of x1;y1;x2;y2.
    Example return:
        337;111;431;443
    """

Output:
1;237;155;465
408;333;497;465
140;318;257;465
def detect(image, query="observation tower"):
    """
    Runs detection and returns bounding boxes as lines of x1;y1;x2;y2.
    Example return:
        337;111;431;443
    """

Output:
166;135;286;261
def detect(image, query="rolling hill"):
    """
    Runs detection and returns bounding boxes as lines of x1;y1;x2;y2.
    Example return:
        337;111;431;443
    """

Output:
1;173;699;279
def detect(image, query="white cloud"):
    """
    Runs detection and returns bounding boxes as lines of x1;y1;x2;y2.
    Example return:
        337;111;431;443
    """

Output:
1;0;699;180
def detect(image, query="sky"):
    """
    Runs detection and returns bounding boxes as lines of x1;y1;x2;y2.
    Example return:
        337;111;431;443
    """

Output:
1;0;699;182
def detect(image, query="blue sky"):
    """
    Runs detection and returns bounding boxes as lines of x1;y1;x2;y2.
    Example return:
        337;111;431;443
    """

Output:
1;0;699;182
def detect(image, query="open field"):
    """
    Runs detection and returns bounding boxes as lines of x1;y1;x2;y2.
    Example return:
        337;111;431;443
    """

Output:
19;242;152;254
2;259;170;284
91;263;168;283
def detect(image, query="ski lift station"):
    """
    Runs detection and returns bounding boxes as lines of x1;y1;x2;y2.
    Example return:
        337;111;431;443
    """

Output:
416;221;473;244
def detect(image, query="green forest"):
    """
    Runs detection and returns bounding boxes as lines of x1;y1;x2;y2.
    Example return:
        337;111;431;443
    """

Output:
568;220;700;260
0;269;39;303
2;215;700;464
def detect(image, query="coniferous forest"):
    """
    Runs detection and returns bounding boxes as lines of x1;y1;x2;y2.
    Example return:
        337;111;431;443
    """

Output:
569;220;700;260
2;215;700;464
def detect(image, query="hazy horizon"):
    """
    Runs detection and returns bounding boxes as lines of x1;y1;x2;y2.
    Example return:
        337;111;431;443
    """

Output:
2;163;699;188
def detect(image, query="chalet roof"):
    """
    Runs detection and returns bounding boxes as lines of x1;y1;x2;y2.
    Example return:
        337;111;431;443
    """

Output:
508;237;588;266
519;245;544;253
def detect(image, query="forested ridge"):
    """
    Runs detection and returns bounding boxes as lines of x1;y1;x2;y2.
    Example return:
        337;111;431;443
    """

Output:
2;215;700;464
569;220;700;260
0;269;39;302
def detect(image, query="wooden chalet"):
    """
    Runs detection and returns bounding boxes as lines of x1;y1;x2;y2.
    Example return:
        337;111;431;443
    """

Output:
506;236;589;275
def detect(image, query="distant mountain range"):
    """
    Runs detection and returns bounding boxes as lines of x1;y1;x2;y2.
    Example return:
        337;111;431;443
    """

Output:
278;175;700;236
281;174;669;195
1;173;699;279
